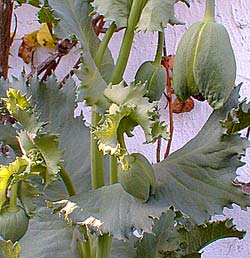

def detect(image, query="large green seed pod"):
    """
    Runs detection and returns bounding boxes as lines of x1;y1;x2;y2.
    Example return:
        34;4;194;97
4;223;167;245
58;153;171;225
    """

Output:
173;7;236;109
0;206;29;242
135;61;166;101
118;153;156;202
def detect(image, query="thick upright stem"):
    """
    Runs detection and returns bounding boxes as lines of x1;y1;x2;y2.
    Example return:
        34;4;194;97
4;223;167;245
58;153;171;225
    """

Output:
109;0;144;184
153;31;164;66
95;234;112;258
110;0;144;84
91;23;116;190
91;111;105;190
204;0;215;22
8;182;18;213
0;0;13;79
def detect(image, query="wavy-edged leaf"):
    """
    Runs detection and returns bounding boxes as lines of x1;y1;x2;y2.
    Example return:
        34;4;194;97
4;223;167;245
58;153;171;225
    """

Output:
26;76;92;194
0;157;28;210
4;89;63;186
94;81;168;158
50;86;250;241
49;184;170;240
137;0;190;31
165;219;245;257
91;0;133;28
221;97;250;134
0;240;20;258
153;85;250;224
49;0;113;112
136;210;175;258
136;214;245;258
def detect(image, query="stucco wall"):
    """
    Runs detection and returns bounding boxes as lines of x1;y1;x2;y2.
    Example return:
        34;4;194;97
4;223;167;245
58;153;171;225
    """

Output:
9;1;250;257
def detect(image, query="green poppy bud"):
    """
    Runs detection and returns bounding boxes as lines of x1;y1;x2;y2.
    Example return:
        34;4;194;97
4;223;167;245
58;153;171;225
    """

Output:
118;153;156;202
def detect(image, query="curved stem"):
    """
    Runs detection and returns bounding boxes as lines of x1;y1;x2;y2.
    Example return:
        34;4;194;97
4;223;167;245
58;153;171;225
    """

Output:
8;182;18;212
153;31;164;66
94;22;116;66
204;0;215;22
110;0;144;84
59;166;76;196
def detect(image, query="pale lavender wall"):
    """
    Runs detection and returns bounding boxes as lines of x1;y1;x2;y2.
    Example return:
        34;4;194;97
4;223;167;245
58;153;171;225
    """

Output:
9;1;250;257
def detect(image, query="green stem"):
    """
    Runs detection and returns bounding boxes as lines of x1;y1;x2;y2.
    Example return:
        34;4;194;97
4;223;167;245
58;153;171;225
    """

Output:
91;23;117;190
60;166;76;196
8;182;18;213
110;0;145;84
109;0;144;184
153;31;164;65
204;0;215;22
91;111;105;190
95;234;112;258
78;240;92;258
94;22;116;65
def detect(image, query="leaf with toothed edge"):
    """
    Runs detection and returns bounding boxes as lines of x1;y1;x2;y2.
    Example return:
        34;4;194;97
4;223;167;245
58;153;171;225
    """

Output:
136;0;190;32
136;211;245;258
4;89;63;186
221;92;250;134
49;85;250;241
93;81;168;158
49;0;114;113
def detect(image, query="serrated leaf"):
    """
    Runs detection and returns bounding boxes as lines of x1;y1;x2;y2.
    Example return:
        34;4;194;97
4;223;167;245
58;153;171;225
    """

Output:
0;240;20;258
136;210;176;258
94;81;167;158
137;0;189;31
37;3;59;25
221;97;250;134
153;85;250;224
4;89;63;186
49;0;114;112
5;89;45;137
26;76;92;194
50;85;250;242
49;184;170;240
0;157;28;210
136;214;245;258
165;219;245;257
91;0;133;28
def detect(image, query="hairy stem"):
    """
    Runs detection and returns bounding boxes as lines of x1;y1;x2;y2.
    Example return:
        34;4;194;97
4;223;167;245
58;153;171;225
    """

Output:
204;0;215;22
8;182;18;212
95;234;112;258
0;0;13;79
59;166;76;196
153;31;164;66
110;0;145;84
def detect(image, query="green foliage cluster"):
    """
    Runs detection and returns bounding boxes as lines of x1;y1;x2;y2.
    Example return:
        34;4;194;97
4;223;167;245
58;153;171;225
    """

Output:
0;0;250;257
